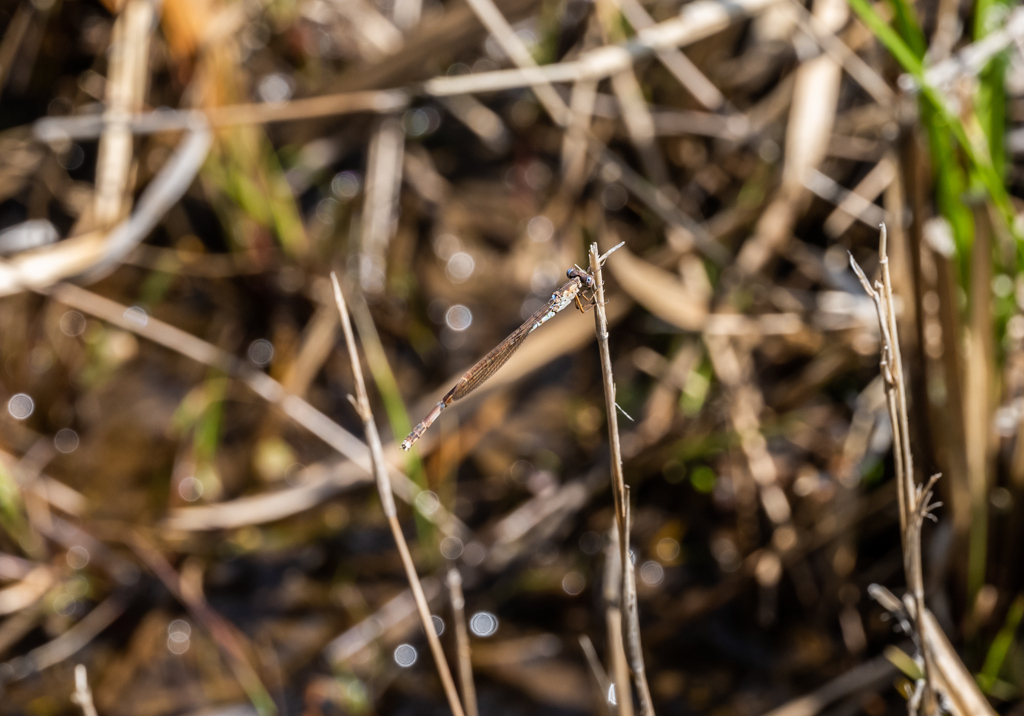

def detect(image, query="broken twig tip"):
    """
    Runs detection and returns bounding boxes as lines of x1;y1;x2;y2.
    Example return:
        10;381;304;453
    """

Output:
598;241;626;265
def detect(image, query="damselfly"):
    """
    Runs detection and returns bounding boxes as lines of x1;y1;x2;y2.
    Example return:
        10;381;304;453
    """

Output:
401;267;595;451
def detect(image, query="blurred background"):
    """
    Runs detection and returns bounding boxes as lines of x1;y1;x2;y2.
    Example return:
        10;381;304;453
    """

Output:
0;0;1023;713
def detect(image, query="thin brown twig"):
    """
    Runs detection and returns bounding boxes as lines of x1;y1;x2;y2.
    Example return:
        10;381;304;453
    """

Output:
330;273;466;716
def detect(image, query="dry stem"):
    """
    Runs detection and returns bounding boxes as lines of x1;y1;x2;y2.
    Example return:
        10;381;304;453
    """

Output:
604;522;633;716
447;568;478;716
849;225;936;714
622;489;654;715
580;634;614;716
330;273;466;716
70;664;98;716
589;242;653;716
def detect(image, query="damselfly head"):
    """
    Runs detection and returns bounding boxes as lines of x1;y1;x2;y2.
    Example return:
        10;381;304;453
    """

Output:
566;268;594;288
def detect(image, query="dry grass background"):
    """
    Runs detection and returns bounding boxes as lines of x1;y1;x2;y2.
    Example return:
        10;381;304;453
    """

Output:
0;0;1023;713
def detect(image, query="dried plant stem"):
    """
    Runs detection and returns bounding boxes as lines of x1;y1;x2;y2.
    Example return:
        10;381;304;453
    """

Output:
330;273;465;716
447;568;478;716
324;577;441;664
0;593;128;685
604;523;633;716
622;490;654;716
783;0;894;105
94;0;153;229
129;535;276;716
610;0;726;109
70;664;98;716
0;3;31;97
360;119;406;293
424;0;776;96
580;634;614;716
589;243;628;542
462;0;568;123
457;0;722;264
964;209;993;604
850;225;936;714
34;91;410;140
590;243;654;716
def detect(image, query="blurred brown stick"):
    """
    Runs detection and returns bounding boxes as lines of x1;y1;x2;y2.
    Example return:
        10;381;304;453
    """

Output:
129;534;276;715
93;0;152;229
33;91;410;141
0;592;129;686
424;0;779;95
761;651;896;716
604;523;633;716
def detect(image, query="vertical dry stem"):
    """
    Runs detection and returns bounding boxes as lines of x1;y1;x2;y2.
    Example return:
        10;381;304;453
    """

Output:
849;226;936;714
447;568;478;716
622;489;654;715
604;523;633;716
589;243;628;546
70;664;98;716
590;243;654;716
964;208;993;604
331;273;466;716
360;119;405;293
580;634;614;716
95;0;152;228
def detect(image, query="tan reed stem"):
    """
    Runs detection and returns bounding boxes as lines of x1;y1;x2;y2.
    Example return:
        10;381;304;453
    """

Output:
849;226;936;714
447;568;478;716
330;273;466;716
